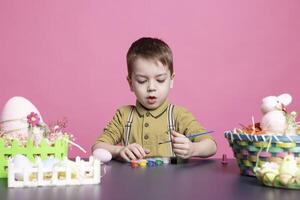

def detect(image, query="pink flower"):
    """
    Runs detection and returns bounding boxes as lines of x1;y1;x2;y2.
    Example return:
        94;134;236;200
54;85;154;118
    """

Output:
27;112;40;126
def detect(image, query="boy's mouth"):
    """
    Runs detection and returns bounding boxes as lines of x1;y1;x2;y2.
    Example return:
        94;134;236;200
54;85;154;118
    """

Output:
146;96;157;104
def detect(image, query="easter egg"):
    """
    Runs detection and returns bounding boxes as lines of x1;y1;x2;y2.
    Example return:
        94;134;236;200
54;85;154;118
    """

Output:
93;148;112;163
279;174;293;186
295;169;300;186
1;96;43;137
12;154;32;168
259;162;279;183
279;155;298;175
11;154;33;181
41;157;60;169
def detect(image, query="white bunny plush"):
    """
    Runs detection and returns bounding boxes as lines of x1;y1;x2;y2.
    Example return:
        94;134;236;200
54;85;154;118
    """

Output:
260;93;293;135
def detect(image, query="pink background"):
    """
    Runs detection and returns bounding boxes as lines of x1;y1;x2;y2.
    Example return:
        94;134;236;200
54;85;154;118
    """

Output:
1;1;300;158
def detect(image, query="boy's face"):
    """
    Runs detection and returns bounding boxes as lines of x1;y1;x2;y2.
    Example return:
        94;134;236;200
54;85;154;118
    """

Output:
128;58;174;110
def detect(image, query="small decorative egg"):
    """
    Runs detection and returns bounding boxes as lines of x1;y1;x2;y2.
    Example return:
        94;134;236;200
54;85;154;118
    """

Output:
41;157;60;169
92;148;112;163
295;169;300;185
11;154;33;181
12;154;32;168
279;174;293;186
279;155;298;175
259;162;279;183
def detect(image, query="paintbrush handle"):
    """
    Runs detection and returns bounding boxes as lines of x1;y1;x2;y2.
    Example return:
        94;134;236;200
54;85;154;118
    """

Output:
186;131;214;139
159;130;214;144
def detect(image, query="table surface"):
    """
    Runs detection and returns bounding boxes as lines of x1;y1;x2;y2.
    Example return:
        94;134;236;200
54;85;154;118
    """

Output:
1;159;300;200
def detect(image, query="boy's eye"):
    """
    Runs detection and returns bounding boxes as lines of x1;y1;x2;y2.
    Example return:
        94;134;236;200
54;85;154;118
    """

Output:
157;79;166;83
137;80;147;84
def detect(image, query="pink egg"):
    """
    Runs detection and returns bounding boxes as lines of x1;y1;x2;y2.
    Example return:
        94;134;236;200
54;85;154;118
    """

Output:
93;149;112;163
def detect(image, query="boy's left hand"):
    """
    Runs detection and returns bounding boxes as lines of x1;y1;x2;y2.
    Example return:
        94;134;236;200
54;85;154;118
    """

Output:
171;130;194;159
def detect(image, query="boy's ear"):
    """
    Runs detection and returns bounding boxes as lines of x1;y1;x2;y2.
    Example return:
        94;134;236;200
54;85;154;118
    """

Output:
170;73;175;89
127;76;134;91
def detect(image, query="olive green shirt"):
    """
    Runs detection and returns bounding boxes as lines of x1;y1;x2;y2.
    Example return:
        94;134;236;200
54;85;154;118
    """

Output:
94;100;214;157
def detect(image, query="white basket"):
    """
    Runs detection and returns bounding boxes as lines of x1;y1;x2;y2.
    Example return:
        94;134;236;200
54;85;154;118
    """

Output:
7;156;101;187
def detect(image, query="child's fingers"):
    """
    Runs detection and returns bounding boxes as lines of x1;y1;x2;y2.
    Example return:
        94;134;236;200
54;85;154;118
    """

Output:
171;130;185;137
173;149;188;157
130;146;144;159
120;151;130;162
173;136;189;144
144;148;150;154
125;149;137;160
173;143;189;150
171;130;188;143
133;144;147;157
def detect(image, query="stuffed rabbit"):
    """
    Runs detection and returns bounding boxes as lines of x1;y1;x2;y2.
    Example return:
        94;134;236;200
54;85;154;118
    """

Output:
260;93;292;134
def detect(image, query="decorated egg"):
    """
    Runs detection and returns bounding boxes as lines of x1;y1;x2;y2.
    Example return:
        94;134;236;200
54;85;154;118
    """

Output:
295;168;300;185
279;155;298;186
0;96;43;136
93;148;112;163
279;155;298;175
257;162;279;183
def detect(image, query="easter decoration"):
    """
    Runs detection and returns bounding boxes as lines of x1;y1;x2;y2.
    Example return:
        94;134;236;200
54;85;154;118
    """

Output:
224;93;300;189
0;96;102;187
254;155;300;189
7;155;100;187
92;148;112;163
260;94;296;135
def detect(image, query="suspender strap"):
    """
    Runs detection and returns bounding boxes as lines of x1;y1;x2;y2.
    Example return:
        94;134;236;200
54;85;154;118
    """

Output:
124;104;175;157
167;104;175;156
124;106;134;146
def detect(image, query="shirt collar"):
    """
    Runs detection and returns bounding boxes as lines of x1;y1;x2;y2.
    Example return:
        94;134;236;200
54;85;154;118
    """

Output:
135;99;170;118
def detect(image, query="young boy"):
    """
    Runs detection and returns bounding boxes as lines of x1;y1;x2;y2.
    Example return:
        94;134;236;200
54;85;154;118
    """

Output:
92;37;217;162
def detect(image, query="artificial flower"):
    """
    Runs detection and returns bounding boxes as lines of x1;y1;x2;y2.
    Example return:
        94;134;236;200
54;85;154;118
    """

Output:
27;112;40;127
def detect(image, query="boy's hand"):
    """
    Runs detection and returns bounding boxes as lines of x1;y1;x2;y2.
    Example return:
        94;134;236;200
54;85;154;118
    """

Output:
119;143;150;162
171;131;194;159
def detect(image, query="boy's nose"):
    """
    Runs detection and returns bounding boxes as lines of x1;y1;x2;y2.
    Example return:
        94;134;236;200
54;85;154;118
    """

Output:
147;81;156;92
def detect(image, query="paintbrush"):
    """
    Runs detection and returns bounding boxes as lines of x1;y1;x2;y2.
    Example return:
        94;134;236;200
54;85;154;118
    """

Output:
158;130;214;145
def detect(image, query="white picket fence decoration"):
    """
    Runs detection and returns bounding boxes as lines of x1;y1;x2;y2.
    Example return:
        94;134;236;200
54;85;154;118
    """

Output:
7;156;101;187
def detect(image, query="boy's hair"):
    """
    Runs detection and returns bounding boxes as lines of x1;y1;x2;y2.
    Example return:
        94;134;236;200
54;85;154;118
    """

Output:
126;37;173;76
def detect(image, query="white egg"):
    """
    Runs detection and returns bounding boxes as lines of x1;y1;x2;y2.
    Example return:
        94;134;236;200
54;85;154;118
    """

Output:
0;96;43;136
12;154;32;168
11;154;33;180
41;157;60;169
93;148;112;163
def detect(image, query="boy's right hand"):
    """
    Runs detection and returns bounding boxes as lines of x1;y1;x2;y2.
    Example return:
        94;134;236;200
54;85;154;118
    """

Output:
119;143;150;162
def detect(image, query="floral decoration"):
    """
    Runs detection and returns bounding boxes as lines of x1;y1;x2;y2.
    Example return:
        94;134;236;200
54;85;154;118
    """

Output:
27;112;41;127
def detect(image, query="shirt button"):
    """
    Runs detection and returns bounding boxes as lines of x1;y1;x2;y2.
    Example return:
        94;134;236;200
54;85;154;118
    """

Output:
144;135;149;140
146;112;150;117
145;123;149;127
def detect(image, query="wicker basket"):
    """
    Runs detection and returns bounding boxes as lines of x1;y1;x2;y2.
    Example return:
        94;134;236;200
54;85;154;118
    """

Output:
0;138;68;178
224;130;300;176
